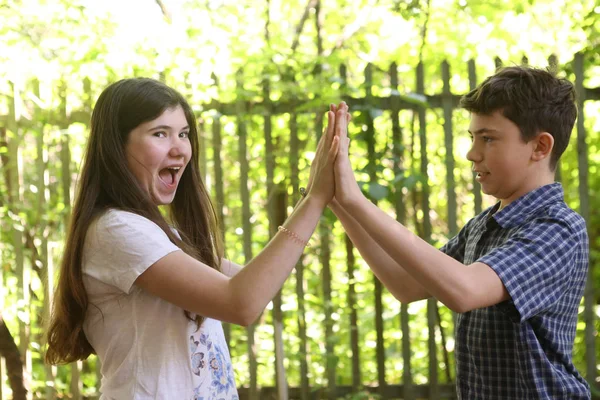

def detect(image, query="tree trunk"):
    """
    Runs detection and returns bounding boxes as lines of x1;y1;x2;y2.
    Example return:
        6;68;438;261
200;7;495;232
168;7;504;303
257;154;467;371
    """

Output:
0;313;27;400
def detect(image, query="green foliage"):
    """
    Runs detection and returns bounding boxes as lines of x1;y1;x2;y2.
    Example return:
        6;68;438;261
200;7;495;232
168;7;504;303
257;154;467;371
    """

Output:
0;0;598;397
342;390;382;400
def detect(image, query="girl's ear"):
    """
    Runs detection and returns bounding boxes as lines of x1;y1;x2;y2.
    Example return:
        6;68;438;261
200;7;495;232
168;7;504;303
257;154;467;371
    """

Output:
531;132;554;162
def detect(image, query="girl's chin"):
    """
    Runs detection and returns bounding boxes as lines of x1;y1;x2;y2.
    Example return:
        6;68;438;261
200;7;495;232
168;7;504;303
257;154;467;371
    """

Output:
152;191;176;206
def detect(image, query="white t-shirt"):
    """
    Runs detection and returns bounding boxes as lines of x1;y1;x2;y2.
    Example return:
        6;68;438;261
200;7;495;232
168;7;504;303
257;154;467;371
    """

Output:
82;209;239;400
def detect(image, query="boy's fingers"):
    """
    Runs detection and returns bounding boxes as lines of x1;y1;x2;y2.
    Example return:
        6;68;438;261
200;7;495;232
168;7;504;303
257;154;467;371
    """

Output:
336;134;349;161
336;111;348;143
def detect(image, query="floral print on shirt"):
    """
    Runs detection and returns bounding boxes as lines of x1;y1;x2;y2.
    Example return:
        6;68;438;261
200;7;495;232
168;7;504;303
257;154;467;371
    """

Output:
190;326;238;400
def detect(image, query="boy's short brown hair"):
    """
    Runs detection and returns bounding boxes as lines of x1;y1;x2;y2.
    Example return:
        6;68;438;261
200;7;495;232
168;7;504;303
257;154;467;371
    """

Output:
460;66;577;170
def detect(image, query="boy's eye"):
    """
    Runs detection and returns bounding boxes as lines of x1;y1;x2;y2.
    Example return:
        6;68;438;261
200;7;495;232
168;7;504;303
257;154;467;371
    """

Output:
483;136;494;143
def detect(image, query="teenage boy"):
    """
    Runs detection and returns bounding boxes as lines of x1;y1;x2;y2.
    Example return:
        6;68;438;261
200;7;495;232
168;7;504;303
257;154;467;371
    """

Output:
329;67;590;399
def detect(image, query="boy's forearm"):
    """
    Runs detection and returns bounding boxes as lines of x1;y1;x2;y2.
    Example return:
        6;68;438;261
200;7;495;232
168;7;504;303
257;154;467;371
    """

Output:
329;200;430;303
343;196;480;312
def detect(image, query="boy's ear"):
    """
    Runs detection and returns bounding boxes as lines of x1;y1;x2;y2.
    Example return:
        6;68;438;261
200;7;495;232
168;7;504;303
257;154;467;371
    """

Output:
531;132;554;162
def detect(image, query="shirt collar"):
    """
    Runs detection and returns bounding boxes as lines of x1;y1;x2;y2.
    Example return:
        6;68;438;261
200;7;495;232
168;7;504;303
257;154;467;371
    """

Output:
487;182;564;229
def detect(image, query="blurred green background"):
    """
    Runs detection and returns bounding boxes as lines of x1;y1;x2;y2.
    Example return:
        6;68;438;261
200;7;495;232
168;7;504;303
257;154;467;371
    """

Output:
0;0;598;398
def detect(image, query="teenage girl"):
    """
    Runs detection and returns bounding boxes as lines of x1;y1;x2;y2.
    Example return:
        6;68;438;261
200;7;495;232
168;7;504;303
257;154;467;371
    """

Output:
45;77;348;399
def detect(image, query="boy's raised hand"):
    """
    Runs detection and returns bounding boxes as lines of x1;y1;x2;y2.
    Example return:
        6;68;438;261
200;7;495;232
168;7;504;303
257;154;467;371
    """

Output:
332;102;363;208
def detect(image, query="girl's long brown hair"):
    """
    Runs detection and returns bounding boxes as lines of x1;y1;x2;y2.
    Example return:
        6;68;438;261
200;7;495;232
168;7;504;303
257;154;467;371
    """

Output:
45;78;223;364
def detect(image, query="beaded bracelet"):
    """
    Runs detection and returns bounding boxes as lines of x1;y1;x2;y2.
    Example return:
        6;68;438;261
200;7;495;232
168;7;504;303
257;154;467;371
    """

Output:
278;226;311;248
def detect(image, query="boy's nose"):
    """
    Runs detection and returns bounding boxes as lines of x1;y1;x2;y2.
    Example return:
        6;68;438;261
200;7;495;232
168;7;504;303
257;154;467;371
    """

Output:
466;145;481;163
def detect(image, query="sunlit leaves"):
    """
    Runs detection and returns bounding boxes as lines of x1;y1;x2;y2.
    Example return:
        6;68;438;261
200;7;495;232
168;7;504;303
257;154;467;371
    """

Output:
0;0;598;395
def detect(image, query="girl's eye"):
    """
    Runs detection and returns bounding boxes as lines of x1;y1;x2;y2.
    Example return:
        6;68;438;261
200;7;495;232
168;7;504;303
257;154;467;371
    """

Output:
179;131;189;138
154;131;167;138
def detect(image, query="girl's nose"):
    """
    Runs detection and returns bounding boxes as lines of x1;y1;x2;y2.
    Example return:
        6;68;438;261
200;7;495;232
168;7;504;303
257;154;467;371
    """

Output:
169;139;185;158
169;144;180;156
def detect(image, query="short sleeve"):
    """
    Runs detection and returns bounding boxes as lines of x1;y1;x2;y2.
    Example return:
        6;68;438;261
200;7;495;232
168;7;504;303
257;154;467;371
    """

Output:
478;218;579;322
83;210;181;293
440;217;475;263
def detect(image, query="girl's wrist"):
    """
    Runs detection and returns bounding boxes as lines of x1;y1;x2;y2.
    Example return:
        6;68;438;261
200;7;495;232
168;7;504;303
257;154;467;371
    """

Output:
304;192;328;211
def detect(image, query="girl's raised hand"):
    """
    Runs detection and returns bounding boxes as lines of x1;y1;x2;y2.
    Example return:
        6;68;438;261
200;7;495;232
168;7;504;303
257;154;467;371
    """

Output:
305;105;340;208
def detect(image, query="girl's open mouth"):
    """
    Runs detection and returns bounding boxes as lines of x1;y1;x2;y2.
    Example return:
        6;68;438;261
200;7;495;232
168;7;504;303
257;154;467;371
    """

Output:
159;167;181;186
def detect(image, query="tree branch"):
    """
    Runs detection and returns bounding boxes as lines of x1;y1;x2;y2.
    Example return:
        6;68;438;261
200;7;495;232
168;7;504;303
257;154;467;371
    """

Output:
315;0;323;56
154;0;171;23
265;0;271;46
291;0;318;53
418;0;431;64
0;127;13;205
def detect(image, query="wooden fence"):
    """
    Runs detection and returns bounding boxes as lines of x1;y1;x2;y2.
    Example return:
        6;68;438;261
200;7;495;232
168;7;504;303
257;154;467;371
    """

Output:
0;53;598;399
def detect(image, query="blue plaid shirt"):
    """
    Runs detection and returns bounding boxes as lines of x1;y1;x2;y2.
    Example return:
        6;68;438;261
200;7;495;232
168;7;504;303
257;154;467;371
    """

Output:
441;183;590;399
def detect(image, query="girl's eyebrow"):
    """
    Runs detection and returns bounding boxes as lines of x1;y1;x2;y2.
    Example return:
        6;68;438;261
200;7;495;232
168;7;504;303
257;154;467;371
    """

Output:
147;125;190;132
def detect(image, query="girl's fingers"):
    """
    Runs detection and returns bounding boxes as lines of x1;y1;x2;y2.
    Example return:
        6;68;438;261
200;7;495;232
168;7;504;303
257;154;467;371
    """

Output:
313;133;329;174
316;124;327;155
326;110;335;141
317;109;334;154
314;103;348;170
315;134;324;156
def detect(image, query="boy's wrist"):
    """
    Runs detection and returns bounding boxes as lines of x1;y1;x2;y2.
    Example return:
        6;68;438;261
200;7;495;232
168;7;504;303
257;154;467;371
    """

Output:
339;194;364;214
328;198;341;212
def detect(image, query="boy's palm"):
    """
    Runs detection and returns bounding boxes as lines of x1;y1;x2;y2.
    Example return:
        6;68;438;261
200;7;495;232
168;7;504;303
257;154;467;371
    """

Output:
333;107;362;207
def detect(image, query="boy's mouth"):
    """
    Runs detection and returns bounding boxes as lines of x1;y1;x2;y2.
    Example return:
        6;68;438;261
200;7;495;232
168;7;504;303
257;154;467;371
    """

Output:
474;171;489;180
